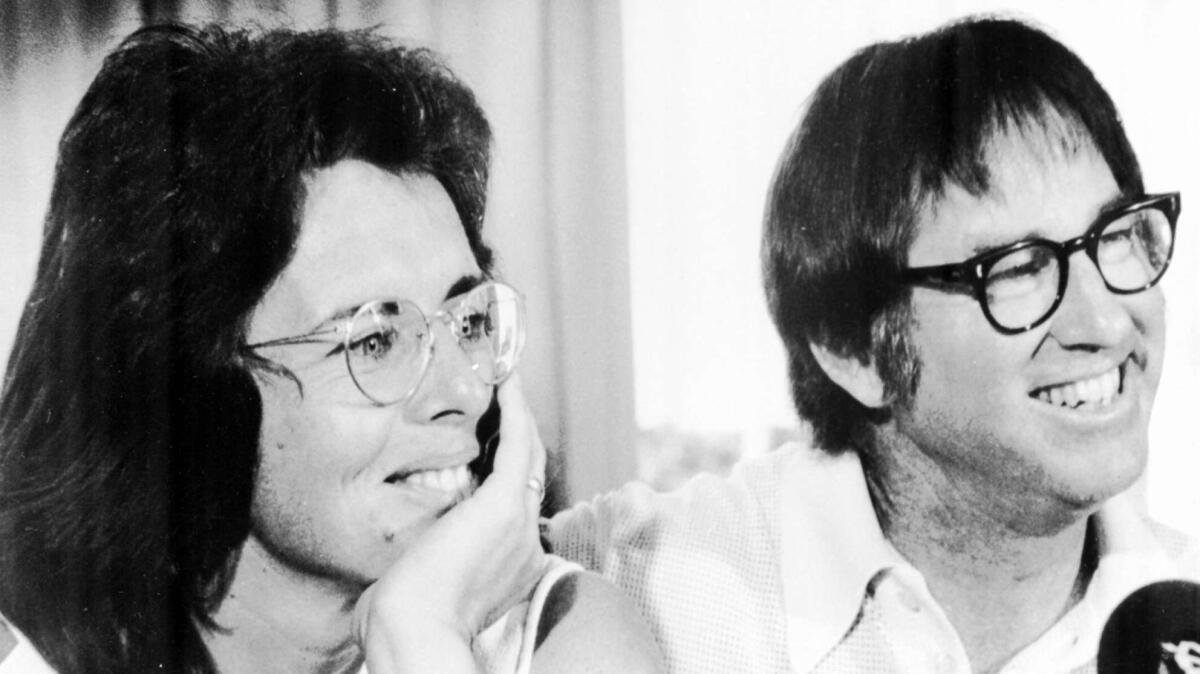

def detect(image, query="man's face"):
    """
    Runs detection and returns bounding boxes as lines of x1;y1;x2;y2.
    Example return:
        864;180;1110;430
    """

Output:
244;160;491;587
897;128;1165;520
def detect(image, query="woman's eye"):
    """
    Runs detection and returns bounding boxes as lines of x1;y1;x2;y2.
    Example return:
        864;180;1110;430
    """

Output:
456;312;490;342
350;331;394;360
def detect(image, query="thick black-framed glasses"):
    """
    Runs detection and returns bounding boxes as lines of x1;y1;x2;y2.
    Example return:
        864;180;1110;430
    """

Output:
903;192;1180;334
244;281;526;406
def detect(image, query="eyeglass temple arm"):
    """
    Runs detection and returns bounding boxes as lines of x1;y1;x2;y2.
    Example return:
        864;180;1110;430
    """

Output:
903;261;975;286
244;326;344;350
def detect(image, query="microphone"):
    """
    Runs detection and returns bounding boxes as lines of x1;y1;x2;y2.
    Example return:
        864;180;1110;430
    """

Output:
1098;580;1200;673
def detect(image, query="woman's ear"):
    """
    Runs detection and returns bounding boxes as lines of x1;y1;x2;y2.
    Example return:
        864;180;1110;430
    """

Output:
808;341;886;409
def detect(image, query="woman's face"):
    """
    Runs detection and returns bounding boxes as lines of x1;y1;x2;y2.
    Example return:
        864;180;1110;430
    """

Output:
244;160;492;588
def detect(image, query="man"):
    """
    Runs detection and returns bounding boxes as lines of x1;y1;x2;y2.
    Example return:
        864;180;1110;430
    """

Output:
549;16;1198;673
0;24;659;673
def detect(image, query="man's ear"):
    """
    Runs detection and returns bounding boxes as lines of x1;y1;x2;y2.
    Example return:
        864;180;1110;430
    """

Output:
808;341;886;409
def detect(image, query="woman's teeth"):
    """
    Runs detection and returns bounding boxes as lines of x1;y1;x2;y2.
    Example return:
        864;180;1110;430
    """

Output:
398;464;473;494
1034;366;1122;408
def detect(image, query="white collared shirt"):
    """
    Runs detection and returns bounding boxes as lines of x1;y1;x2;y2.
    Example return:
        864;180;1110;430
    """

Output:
548;443;1200;673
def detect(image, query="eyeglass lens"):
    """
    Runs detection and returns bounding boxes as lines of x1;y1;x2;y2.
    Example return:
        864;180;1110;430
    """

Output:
345;283;524;405
982;204;1173;330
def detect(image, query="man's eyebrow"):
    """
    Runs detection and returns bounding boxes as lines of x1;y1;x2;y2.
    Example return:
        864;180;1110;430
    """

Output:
966;191;1130;257
1096;191;1130;215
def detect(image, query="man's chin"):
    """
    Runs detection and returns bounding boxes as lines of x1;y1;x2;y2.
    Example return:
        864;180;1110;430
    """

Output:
1044;448;1146;521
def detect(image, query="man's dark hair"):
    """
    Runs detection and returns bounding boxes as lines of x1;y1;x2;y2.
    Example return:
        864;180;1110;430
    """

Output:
0;23;493;673
762;16;1144;455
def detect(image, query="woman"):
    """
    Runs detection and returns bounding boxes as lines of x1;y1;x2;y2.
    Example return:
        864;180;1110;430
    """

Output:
0;24;660;674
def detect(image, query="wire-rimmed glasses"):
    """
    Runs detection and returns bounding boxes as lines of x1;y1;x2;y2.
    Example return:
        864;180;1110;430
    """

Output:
245;280;526;405
903;192;1180;334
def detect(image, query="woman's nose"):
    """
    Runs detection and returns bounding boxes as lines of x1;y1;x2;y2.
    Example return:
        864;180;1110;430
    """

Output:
403;320;491;424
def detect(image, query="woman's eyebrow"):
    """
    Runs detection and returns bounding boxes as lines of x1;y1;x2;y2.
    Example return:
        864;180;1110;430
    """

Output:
317;304;363;330
313;273;488;329
445;274;487;300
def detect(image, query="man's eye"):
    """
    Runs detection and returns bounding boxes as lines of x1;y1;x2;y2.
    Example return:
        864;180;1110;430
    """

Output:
991;260;1040;282
989;247;1053;283
1097;215;1144;265
1100;224;1135;246
984;246;1056;303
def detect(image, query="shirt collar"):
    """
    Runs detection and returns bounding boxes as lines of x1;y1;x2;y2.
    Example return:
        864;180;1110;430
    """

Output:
1002;492;1186;671
1074;489;1180;624
778;446;903;672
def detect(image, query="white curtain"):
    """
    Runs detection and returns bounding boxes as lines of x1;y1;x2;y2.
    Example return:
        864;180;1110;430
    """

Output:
0;0;637;505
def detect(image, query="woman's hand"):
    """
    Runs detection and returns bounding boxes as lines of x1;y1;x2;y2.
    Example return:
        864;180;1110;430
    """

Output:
354;377;549;673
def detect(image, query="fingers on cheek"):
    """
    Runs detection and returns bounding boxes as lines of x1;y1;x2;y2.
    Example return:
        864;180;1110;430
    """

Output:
497;386;526;432
503;416;533;457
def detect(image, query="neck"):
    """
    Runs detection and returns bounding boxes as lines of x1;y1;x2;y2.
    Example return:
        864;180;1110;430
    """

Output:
866;431;1096;674
202;537;364;674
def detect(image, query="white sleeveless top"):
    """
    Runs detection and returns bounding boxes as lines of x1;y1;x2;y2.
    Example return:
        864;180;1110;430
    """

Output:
469;554;581;674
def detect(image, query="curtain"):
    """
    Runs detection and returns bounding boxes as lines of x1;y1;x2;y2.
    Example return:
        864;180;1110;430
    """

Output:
0;0;637;505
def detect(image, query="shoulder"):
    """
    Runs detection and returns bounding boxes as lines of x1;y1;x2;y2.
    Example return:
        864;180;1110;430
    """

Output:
547;444;798;559
530;571;663;674
545;445;799;605
540;447;811;673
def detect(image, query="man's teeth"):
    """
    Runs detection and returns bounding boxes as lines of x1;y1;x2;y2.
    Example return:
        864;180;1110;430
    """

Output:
400;465;472;493
1035;367;1121;408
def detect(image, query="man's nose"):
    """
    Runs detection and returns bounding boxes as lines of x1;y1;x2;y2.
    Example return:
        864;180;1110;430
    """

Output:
1046;253;1133;349
403;320;491;424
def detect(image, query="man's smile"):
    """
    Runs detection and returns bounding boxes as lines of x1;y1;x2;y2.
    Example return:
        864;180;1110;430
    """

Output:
1030;362;1123;409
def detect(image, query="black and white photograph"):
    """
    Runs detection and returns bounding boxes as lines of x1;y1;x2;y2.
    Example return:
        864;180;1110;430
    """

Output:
2;1;1198;672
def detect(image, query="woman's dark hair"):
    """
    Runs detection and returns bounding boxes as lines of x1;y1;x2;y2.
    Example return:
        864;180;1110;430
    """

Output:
0;23;493;673
761;16;1143;456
